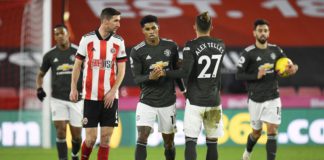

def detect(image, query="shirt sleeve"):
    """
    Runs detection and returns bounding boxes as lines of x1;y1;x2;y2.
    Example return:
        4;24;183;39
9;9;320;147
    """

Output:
117;40;127;63
40;53;51;73
76;36;87;58
171;44;186;92
130;48;150;84
236;50;258;80
165;42;194;79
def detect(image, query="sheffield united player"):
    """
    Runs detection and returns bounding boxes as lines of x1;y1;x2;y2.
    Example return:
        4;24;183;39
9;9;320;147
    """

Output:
236;19;298;160
161;12;226;160
70;8;127;160
130;15;185;160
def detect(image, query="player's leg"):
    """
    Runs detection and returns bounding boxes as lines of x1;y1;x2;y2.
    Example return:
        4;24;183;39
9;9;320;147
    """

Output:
81;100;100;160
183;100;203;160
98;99;119;160
50;98;69;160
203;106;223;160
158;104;177;160
69;100;83;160
261;98;281;160
242;99;263;160
54;121;68;160
135;102;157;160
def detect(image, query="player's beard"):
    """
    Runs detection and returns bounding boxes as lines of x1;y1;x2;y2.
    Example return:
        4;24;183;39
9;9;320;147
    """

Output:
257;36;267;44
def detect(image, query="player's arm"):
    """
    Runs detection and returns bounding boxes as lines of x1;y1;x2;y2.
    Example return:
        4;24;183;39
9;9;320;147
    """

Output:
35;54;50;101
164;46;194;79
277;47;298;76
236;51;260;80
104;61;126;108
172;45;186;92
130;48;160;84
70;55;83;102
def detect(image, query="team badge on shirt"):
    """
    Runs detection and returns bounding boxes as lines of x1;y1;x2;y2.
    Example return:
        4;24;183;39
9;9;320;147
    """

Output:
111;48;116;54
164;49;171;57
271;53;276;60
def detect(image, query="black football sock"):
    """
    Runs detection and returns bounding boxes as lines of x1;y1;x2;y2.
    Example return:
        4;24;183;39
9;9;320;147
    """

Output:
135;141;147;160
206;140;218;160
72;138;81;160
185;137;197;160
56;138;68;160
246;133;258;152
164;143;176;160
266;134;277;160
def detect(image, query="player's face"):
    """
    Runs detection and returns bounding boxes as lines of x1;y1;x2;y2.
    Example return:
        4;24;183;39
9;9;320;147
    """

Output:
142;22;159;40
103;15;121;33
54;27;69;45
253;25;269;44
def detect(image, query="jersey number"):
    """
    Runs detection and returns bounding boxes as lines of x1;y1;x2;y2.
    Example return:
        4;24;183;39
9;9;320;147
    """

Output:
198;55;222;78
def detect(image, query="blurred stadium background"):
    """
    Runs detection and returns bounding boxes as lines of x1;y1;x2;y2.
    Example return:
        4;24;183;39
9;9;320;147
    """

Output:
0;0;324;159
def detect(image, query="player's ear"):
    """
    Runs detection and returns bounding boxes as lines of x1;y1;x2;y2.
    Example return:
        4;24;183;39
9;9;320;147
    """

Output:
253;30;256;38
193;24;196;31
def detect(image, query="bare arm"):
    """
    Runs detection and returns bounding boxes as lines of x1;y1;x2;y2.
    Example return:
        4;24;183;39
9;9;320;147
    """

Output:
36;70;46;89
70;58;83;102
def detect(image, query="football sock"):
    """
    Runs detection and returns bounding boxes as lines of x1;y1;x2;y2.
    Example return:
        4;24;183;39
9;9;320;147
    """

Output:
164;143;176;160
185;137;197;160
56;138;68;160
206;140;218;160
266;134;277;160
81;141;93;160
246;133;258;152
97;145;110;160
135;141;147;160
72;139;81;158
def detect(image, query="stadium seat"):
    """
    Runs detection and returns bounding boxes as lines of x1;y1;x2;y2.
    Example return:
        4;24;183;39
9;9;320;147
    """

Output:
279;87;297;96
298;87;322;96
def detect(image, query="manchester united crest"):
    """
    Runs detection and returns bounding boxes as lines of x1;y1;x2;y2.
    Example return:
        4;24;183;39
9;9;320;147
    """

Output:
164;49;171;57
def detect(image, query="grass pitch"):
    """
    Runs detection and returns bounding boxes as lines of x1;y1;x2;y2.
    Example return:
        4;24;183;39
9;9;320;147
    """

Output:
1;145;323;160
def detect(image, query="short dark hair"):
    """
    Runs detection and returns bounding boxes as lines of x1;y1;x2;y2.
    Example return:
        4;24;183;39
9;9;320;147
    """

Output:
140;15;158;28
254;19;269;30
53;24;67;30
100;7;121;21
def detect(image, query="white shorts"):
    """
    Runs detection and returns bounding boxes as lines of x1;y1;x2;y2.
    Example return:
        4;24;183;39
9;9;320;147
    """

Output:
184;100;224;138
136;102;177;134
248;98;282;130
50;98;83;127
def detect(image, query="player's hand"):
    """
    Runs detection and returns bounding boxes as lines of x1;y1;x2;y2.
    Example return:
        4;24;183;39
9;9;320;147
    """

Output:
36;87;46;102
69;88;79;102
285;64;298;76
149;68;162;80
104;90;116;108
257;67;266;79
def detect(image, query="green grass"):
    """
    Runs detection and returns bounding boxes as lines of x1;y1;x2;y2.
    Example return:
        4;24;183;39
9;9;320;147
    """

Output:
1;145;324;160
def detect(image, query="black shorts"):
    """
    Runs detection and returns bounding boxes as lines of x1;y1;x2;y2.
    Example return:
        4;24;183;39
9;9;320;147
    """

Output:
82;99;118;128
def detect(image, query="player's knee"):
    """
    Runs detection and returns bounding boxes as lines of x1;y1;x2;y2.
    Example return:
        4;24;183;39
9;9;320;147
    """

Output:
137;131;150;143
252;131;262;139
85;138;96;147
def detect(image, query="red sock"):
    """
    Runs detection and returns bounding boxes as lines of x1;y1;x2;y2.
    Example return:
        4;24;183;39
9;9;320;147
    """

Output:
97;145;110;160
81;141;93;160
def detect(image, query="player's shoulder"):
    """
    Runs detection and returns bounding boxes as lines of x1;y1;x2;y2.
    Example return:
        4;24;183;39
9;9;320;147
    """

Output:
82;31;96;38
268;43;283;52
243;44;256;53
70;43;78;50
112;34;124;41
132;41;146;52
160;38;177;46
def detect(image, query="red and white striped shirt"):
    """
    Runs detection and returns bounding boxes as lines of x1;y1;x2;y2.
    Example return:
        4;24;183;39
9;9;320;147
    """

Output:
76;30;127;101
